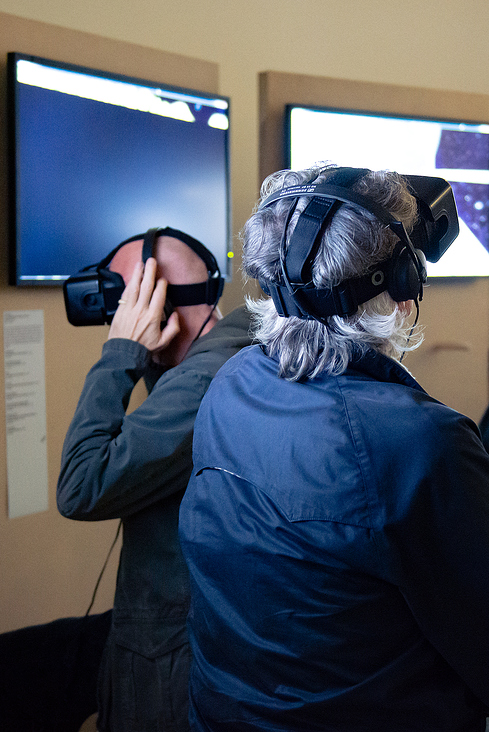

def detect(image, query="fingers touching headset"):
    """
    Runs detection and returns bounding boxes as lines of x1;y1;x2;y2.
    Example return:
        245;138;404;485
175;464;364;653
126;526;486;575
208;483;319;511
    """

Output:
108;258;180;352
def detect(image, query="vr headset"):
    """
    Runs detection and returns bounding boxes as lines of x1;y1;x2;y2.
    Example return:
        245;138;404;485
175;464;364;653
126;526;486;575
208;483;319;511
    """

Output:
63;227;225;326
258;167;459;322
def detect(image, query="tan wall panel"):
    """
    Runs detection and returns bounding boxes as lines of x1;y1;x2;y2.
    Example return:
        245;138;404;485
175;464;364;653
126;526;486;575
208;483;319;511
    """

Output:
0;11;219;633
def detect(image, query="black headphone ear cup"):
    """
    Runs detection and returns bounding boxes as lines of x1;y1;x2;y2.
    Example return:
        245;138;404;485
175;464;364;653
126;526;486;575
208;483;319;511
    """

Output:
387;244;423;302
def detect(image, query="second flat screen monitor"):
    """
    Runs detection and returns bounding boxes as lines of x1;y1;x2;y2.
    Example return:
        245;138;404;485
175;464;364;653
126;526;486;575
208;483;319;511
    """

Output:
286;105;489;278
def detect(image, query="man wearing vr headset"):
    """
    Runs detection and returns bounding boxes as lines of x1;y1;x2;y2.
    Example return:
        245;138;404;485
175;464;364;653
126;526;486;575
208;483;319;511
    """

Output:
179;165;489;731
56;230;251;732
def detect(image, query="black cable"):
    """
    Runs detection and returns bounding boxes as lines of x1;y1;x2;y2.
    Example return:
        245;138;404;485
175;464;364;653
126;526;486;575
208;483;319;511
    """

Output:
85;520;122;617
400;299;420;364
192;302;219;343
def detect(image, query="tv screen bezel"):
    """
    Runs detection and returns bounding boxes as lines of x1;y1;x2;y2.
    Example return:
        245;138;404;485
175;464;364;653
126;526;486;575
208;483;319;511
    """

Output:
7;51;232;287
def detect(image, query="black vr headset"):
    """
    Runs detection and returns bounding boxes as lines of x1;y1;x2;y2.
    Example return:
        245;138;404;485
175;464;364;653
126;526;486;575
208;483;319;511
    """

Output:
257;167;460;323
63;227;225;326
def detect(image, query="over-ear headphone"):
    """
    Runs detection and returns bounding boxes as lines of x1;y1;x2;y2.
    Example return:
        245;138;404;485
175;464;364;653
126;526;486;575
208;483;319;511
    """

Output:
257;167;459;322
63;227;225;326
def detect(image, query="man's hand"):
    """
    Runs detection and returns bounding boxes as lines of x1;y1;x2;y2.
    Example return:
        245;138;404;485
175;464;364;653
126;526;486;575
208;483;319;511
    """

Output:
108;257;180;353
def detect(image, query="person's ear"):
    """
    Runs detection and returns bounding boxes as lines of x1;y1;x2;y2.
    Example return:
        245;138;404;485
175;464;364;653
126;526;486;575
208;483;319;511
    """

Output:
397;299;414;317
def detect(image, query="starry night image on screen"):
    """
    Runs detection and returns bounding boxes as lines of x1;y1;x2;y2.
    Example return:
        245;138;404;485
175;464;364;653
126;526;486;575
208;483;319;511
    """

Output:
436;129;489;255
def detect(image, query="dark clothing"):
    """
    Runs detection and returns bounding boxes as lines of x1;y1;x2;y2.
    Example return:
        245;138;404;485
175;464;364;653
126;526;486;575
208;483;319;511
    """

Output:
57;307;251;732
0;611;112;732
479;404;489;451
97;632;191;732
179;344;489;732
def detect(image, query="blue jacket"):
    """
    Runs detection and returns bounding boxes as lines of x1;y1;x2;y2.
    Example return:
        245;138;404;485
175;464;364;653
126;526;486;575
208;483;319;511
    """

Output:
179;344;489;731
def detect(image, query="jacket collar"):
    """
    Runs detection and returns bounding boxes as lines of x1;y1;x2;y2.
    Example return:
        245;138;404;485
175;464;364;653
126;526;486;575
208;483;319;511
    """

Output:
347;348;426;393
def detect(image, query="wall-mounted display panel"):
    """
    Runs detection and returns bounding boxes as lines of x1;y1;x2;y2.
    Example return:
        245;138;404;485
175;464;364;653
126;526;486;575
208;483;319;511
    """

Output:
285;104;489;278
8;53;231;286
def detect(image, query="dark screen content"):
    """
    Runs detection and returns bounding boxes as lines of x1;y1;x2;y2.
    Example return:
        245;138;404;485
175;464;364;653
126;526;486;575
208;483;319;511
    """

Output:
10;55;230;284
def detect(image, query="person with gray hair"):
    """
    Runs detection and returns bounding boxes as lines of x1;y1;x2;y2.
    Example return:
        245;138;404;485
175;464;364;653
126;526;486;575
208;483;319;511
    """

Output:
179;165;489;731
242;164;423;378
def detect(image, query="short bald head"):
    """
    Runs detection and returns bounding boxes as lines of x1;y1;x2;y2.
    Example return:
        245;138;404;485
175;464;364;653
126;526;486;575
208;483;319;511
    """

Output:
109;234;209;287
109;233;221;365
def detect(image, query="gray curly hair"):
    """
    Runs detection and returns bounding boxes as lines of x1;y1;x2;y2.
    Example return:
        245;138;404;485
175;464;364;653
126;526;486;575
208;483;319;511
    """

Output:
241;164;423;381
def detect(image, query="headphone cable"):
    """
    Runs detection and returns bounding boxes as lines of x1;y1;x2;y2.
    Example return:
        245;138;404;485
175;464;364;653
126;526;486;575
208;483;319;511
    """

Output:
85;520;122;617
400;299;420;364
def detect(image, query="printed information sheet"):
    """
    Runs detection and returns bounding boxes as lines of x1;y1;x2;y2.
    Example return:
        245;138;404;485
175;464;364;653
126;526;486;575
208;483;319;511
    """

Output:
4;310;48;518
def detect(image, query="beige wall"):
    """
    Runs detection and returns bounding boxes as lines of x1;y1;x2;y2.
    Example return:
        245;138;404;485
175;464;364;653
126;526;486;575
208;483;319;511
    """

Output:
0;0;489;632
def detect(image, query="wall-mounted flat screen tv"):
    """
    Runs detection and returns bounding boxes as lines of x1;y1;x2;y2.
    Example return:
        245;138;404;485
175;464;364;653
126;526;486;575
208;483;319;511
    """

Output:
285;104;489;277
7;52;231;285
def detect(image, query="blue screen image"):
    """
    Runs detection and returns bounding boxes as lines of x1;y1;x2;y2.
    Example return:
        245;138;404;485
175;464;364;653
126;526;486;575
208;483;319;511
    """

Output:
10;56;230;284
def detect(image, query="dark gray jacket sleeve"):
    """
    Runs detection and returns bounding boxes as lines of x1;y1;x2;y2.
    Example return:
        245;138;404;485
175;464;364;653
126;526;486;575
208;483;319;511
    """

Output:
57;337;213;521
